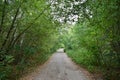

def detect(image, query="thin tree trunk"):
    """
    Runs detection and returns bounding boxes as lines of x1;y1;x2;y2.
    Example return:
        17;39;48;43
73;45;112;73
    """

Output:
0;0;7;33
20;33;25;47
0;4;21;50
6;27;17;53
10;5;50;48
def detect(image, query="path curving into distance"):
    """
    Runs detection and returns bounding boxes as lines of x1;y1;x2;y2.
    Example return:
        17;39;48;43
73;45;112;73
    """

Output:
20;49;93;80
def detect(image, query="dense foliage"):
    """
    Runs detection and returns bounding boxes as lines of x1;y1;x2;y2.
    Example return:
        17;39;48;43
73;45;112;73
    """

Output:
0;0;120;80
0;0;60;80
59;0;120;80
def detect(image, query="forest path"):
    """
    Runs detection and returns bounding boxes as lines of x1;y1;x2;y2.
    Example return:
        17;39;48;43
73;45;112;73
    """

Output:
20;49;92;80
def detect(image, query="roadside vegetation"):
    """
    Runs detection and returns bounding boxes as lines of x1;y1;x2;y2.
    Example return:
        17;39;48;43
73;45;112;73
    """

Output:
60;0;120;80
0;0;60;80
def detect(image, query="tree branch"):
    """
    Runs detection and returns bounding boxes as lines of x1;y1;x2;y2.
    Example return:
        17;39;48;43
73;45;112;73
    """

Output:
11;4;51;48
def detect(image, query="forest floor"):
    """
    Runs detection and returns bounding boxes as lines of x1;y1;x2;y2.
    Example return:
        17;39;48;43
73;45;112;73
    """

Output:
20;49;94;80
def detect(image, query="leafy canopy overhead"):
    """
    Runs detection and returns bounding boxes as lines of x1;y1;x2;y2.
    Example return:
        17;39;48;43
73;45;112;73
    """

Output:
49;0;92;24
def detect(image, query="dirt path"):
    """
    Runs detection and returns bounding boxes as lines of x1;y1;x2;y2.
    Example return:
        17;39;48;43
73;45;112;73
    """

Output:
20;49;93;80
